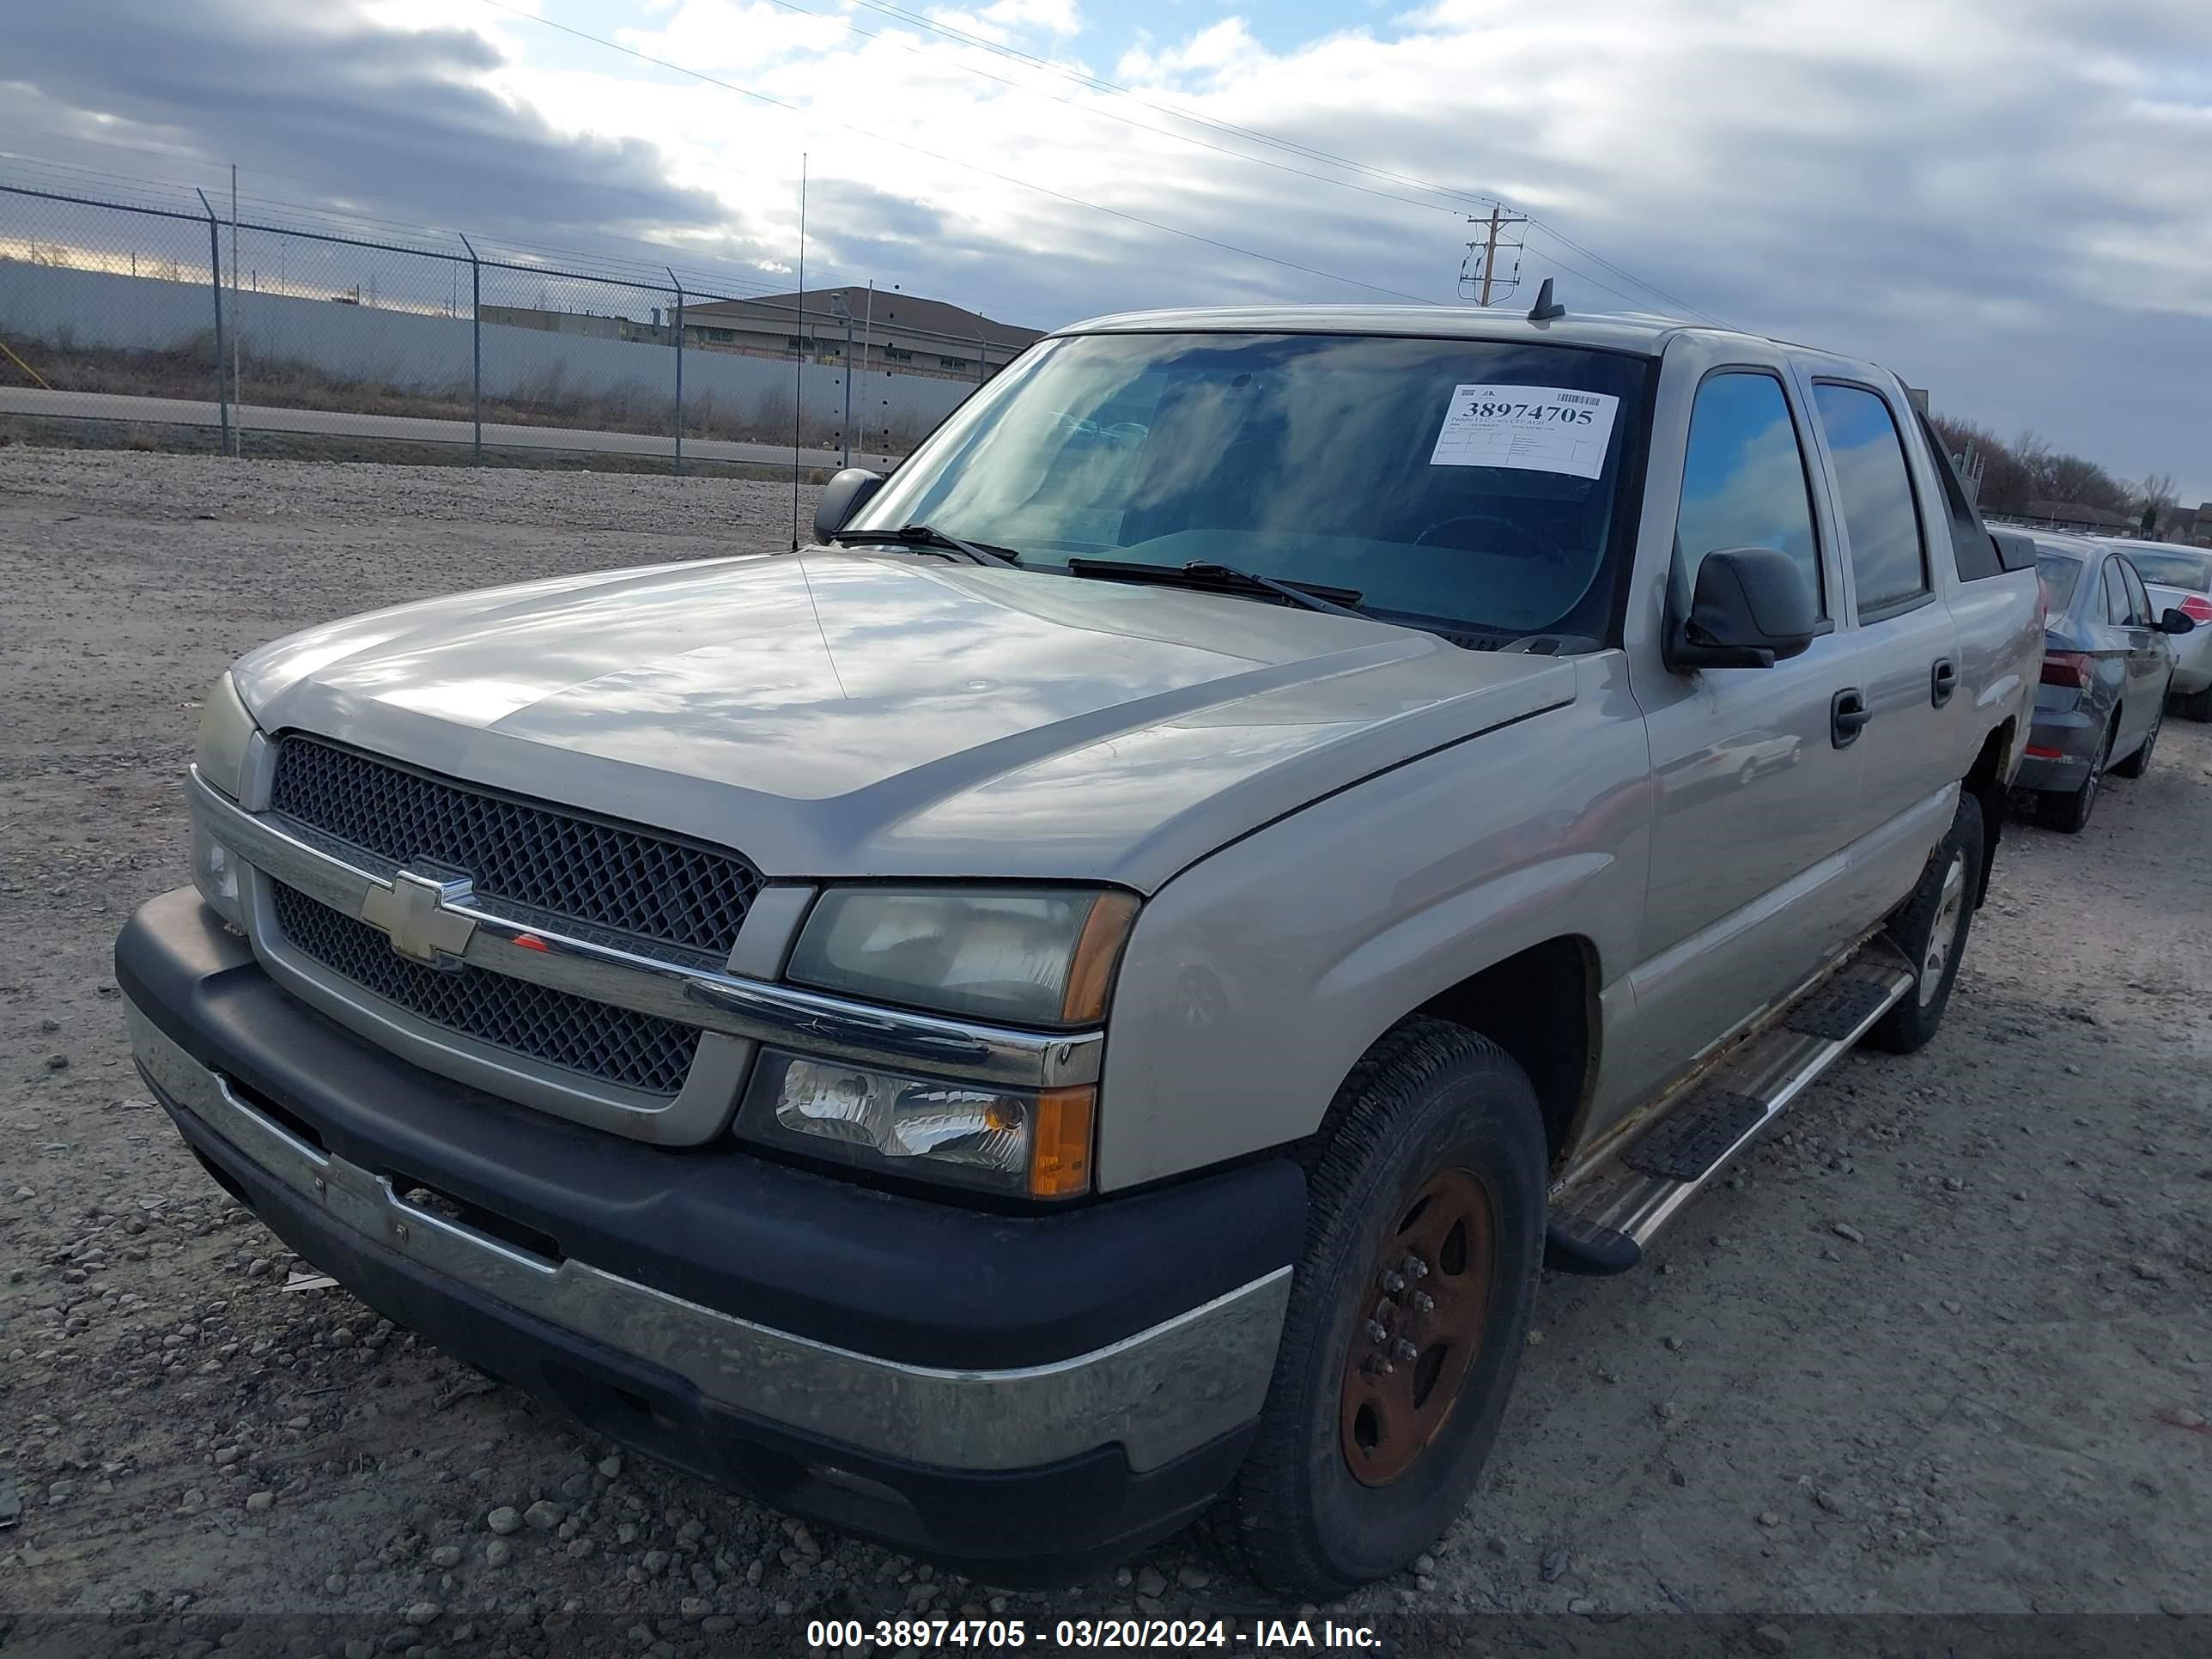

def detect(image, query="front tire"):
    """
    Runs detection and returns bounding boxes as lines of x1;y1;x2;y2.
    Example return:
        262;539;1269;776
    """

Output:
1867;791;1982;1054
2179;685;2212;723
1224;1019;1547;1600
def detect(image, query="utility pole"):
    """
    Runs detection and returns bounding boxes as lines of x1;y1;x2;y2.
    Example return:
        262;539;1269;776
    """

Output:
1459;205;1528;307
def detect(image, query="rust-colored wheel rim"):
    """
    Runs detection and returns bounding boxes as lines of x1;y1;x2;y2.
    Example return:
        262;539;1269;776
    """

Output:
1338;1167;1496;1487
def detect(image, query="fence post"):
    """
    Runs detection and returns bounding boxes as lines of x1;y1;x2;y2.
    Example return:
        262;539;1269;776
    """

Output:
842;318;854;468
195;189;230;456
459;233;482;465
667;268;684;479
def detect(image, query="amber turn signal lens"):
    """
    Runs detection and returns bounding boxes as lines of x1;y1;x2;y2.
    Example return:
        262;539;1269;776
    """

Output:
1028;1085;1097;1198
1060;891;1140;1024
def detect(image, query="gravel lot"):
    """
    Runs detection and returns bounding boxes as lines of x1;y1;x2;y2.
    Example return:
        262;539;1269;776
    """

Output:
3;448;2209;1657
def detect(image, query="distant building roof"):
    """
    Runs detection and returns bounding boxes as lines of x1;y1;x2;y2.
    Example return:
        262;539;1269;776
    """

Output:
685;287;1043;351
2024;500;2132;528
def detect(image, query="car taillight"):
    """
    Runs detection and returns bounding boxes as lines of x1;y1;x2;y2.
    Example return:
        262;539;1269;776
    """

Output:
2041;652;2091;689
2181;594;2212;624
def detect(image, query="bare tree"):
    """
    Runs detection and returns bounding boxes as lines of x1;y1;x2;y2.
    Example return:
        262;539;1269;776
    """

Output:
2127;471;2177;535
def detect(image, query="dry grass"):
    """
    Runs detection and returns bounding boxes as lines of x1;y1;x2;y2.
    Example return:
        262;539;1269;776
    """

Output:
1;331;934;451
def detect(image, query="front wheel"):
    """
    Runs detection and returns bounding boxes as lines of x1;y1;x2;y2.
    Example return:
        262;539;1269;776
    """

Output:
1224;1019;1547;1600
2179;685;2212;724
1867;790;1983;1054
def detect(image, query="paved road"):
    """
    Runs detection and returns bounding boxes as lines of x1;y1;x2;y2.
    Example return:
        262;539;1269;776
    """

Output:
0;385;884;470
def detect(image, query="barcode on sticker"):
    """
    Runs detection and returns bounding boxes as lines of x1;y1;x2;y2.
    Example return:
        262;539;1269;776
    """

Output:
1557;392;1600;406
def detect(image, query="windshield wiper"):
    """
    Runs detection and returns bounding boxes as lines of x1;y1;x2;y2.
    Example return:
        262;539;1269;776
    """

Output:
1063;558;1368;619
829;524;1021;568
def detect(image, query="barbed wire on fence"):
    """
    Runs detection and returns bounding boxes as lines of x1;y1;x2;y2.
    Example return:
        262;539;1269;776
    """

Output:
0;172;1023;473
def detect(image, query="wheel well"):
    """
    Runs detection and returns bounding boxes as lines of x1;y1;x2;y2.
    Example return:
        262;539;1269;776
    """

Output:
1413;936;1595;1167
1962;720;2012;908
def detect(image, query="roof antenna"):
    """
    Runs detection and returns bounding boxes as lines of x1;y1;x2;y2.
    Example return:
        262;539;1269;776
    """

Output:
1527;277;1565;323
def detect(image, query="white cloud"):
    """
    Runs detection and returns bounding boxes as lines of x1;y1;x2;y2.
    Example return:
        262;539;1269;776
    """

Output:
15;0;2212;494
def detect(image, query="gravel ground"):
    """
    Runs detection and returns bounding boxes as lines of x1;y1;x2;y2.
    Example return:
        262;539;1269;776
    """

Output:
3;447;2209;1658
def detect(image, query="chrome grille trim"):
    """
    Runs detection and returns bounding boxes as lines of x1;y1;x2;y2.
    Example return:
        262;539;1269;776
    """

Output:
268;880;702;1096
191;767;1103;1091
268;734;763;963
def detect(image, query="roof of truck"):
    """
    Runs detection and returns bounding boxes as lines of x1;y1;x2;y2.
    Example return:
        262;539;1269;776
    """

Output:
1056;304;1707;356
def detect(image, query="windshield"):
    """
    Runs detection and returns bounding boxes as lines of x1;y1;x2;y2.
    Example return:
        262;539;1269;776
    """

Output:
2123;547;2212;592
848;331;1652;639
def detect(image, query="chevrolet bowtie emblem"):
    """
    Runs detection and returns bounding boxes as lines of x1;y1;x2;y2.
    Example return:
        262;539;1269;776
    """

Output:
358;872;477;965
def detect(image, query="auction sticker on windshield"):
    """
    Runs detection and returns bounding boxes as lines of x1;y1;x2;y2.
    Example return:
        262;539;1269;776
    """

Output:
1429;384;1620;480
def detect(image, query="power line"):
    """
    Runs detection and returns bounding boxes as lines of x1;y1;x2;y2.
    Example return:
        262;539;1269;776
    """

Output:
817;0;1731;323
696;0;1478;222
1524;219;1729;327
471;0;1444;306
4;24;1723;325
836;0;1499;214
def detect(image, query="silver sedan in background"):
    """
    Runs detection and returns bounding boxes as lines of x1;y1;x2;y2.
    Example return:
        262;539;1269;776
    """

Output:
2091;538;2212;720
2015;533;2197;832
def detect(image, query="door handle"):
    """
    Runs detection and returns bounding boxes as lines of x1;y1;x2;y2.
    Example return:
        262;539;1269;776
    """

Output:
1831;688;1870;749
1930;658;1958;708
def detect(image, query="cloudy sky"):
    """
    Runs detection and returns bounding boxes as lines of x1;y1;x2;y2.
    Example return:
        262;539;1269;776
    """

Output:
5;0;2209;496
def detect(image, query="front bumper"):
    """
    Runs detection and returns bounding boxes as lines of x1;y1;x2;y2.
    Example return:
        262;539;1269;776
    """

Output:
119;889;1303;1578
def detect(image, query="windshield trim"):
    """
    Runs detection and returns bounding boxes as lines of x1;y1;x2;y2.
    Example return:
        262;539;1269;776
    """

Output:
1045;324;1671;365
1595;358;1664;651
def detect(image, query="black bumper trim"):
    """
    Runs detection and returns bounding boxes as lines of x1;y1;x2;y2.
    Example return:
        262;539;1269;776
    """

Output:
117;888;1305;1371
163;1086;1251;1578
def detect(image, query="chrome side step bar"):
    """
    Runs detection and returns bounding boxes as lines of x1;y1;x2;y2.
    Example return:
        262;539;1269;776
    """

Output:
1546;939;1917;1273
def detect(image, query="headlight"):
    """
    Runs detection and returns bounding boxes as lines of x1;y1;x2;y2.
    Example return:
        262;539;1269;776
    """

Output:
193;671;258;801
787;887;1139;1026
736;1051;1095;1198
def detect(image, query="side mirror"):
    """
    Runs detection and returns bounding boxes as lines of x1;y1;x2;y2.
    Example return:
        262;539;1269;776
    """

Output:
811;468;884;544
2160;607;2198;635
1667;547;1821;672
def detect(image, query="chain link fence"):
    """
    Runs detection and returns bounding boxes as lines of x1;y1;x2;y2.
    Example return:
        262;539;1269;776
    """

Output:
0;179;1015;473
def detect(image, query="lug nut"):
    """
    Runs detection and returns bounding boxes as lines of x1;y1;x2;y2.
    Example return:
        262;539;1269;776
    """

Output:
1366;1356;1395;1376
1365;1320;1389;1346
1413;1291;1435;1315
1404;1255;1430;1279
1394;1339;1419;1364
1381;1271;1407;1296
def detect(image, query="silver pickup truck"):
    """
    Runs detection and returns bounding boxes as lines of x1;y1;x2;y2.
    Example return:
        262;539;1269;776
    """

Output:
118;302;2041;1597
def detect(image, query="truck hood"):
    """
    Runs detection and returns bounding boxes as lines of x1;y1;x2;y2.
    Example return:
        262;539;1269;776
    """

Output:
234;551;1579;890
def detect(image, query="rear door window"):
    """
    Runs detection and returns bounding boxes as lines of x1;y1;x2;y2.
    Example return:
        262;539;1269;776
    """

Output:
1812;383;1929;617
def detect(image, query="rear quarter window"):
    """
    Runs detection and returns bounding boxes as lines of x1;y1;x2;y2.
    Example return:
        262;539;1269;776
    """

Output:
1913;408;2000;582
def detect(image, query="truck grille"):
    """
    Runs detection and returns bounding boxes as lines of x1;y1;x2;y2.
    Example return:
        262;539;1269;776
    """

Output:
267;735;763;961
268;881;702;1097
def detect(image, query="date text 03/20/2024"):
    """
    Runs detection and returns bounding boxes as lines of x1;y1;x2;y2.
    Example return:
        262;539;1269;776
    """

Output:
805;1618;1383;1650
